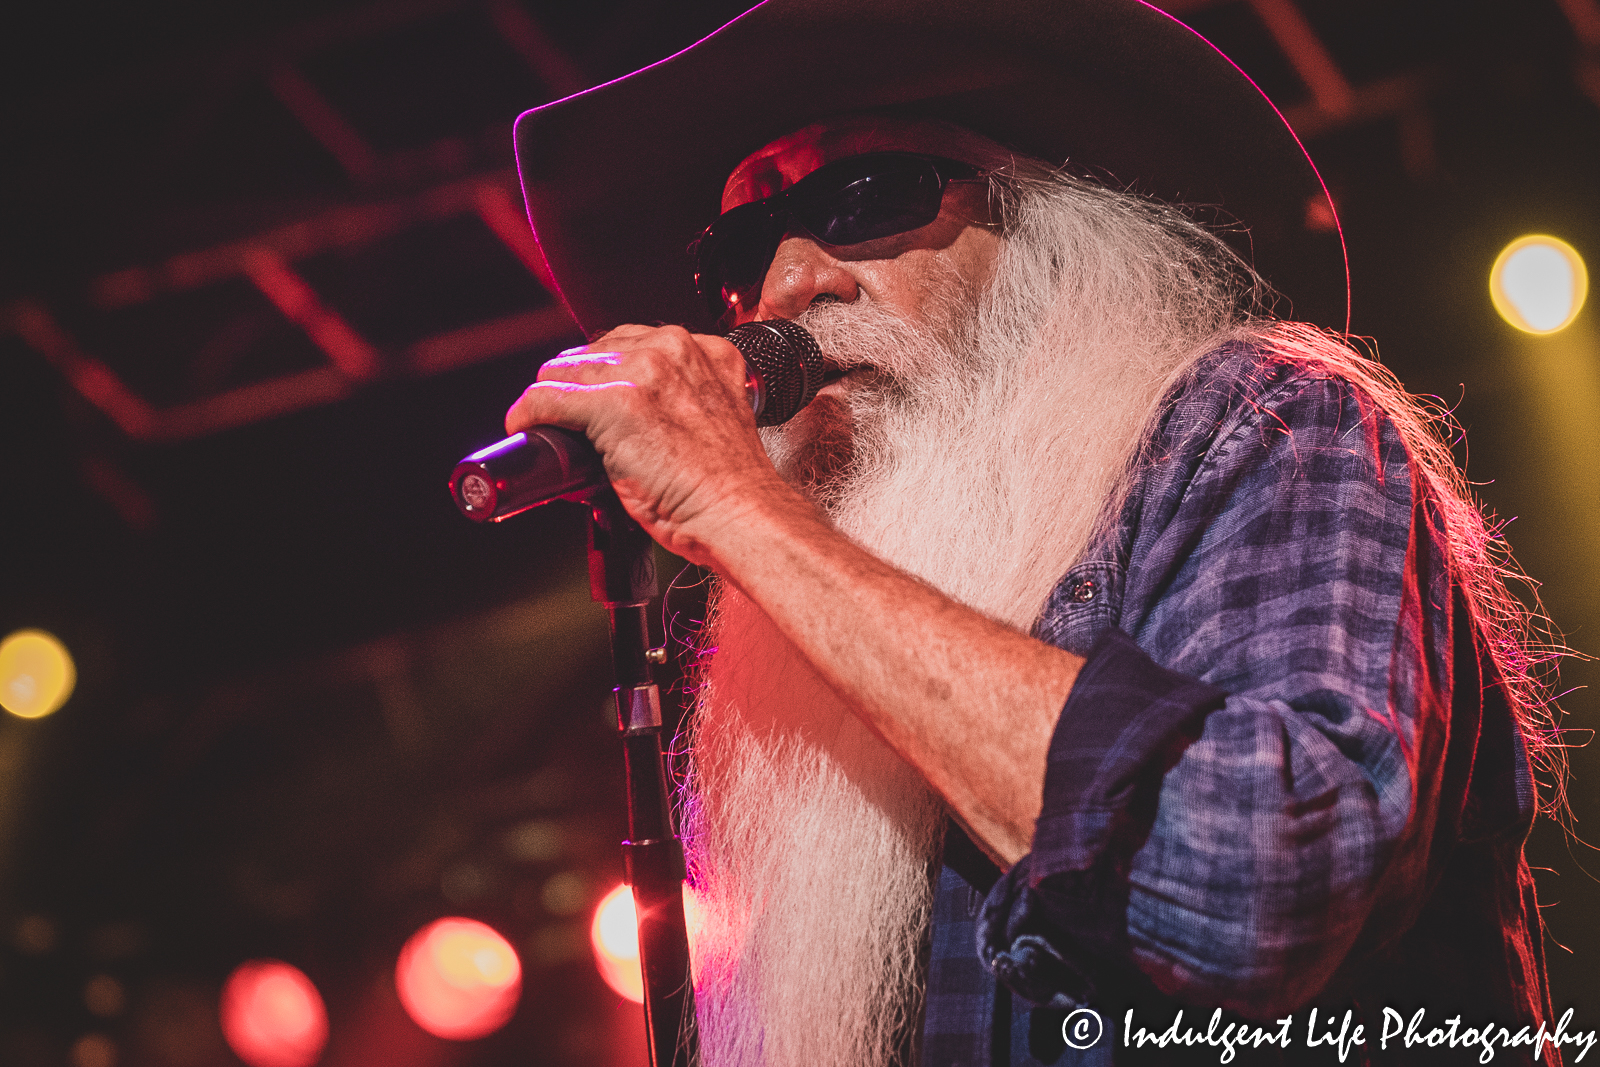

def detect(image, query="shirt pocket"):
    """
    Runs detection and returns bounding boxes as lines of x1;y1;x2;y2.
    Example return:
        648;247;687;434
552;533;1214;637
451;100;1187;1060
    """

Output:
1032;560;1124;656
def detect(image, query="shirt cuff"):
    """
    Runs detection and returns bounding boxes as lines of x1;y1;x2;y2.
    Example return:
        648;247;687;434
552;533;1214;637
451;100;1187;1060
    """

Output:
978;627;1227;1006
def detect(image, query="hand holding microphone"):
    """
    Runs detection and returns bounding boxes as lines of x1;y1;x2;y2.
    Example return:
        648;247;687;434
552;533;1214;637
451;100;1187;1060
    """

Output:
451;319;822;524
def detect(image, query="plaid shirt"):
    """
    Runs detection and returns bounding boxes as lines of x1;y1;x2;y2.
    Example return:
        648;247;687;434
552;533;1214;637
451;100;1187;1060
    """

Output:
922;344;1556;1066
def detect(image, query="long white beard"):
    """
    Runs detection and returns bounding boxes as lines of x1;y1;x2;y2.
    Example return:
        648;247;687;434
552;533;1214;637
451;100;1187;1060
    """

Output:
683;178;1244;1066
685;591;943;1067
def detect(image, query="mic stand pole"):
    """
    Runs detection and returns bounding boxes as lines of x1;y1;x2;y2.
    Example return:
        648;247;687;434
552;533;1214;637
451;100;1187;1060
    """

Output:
585;489;697;1067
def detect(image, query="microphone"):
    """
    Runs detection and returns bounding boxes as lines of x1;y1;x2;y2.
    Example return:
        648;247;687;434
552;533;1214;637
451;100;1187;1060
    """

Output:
450;319;823;523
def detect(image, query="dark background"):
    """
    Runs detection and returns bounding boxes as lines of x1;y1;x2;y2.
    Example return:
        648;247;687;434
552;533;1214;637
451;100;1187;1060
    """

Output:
2;1;1598;1065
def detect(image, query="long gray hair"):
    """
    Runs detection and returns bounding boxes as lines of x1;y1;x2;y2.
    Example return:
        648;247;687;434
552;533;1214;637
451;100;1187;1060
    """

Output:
982;160;1565;805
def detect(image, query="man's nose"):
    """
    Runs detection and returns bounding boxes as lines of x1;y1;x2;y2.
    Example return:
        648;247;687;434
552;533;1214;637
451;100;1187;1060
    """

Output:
756;235;860;319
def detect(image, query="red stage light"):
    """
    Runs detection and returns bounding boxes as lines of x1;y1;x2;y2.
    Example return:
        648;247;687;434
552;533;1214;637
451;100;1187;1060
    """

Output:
395;918;521;1040
590;884;704;1003
219;960;329;1067
591;884;644;1003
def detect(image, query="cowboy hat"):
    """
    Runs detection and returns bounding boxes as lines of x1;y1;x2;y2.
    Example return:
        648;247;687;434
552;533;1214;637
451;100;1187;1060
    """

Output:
512;0;1346;335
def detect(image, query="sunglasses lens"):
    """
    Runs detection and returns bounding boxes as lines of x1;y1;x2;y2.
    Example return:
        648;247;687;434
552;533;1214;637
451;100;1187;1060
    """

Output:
695;206;784;314
803;161;945;246
693;154;972;316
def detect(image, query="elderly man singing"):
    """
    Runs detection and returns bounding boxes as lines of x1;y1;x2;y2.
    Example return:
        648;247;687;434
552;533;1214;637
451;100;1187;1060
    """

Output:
502;0;1560;1063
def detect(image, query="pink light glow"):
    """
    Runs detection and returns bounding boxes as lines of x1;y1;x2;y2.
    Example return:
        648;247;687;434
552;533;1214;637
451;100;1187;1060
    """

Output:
219;960;329;1067
395;918;521;1040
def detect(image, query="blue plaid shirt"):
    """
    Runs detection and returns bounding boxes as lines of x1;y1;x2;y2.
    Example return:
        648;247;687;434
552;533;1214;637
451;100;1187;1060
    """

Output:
922;344;1555;1066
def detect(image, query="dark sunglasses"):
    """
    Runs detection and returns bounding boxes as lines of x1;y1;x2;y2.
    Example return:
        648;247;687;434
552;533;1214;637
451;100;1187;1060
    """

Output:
690;152;983;318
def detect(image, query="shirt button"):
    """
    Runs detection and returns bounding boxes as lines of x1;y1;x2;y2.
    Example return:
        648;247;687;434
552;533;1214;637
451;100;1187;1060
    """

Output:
1070;579;1097;603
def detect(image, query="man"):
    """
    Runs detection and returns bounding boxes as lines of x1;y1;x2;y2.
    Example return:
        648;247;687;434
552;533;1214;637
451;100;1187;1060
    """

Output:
504;1;1560;1064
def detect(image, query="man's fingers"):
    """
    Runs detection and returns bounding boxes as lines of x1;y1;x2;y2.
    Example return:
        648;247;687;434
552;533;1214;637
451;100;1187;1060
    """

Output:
537;327;746;392
506;323;754;437
690;331;748;383
593;323;657;344
505;378;633;435
537;350;625;383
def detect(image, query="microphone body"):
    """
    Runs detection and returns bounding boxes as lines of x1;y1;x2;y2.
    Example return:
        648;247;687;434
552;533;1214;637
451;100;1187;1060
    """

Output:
450;320;822;523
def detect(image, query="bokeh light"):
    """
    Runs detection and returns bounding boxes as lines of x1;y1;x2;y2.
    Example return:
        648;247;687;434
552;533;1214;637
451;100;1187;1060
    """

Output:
84;974;126;1018
395;917;521;1040
0;629;76;719
219;960;329;1067
69;1034;117;1067
592;884;644;1002
590;883;704;1003
1490;234;1589;334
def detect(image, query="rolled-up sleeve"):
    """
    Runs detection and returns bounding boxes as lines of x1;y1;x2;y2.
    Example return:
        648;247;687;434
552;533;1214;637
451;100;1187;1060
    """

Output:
979;369;1447;1020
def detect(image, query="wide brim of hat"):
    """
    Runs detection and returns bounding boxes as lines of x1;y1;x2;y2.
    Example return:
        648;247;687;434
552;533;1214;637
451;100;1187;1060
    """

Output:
513;0;1347;335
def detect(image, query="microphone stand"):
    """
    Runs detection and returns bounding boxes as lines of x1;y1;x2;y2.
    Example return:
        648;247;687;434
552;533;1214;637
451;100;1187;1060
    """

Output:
585;488;697;1067
448;321;820;1065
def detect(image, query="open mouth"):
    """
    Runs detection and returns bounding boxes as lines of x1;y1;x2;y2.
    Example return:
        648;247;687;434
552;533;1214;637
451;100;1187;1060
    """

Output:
818;362;871;389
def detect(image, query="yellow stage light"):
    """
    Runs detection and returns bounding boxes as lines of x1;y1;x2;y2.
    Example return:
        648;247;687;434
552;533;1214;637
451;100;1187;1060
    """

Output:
1490;235;1589;334
0;629;76;719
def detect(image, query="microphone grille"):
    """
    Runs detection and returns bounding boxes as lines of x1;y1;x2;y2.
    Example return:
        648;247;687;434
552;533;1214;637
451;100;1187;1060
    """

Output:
727;320;823;426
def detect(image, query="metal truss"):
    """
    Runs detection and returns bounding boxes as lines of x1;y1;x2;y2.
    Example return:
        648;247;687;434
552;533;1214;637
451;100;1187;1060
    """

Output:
8;0;1600;447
